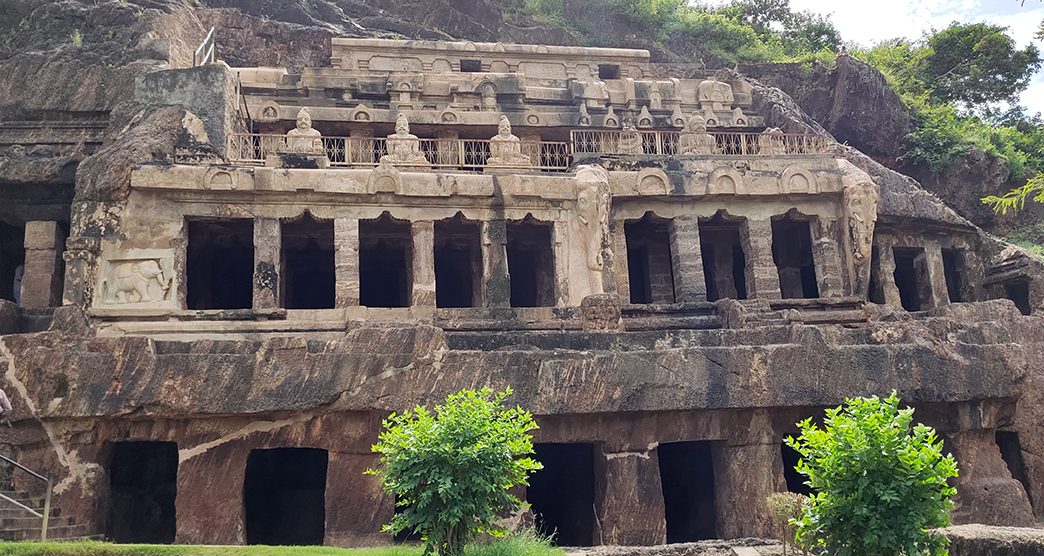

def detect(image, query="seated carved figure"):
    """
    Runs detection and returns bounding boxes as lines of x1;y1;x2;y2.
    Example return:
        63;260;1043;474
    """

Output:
678;114;719;155
283;108;324;154
760;127;788;155
486;115;531;167
381;113;429;165
617;123;643;155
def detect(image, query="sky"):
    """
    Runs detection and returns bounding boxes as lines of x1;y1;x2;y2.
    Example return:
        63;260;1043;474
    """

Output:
787;0;1044;114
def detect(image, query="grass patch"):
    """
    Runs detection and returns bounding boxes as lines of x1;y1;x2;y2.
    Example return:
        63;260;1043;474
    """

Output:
0;535;563;556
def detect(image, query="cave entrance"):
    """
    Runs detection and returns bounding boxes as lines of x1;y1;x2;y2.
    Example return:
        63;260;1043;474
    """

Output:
893;247;930;311
1005;280;1032;315
996;431;1033;507
699;214;748;301
0;222;24;304
280;214;334;309
781;443;814;496
658;441;717;543
244;447;328;546
625;213;675;304
187;219;254;310
528;443;595;546
771;214;818;299
107;441;178;544
359;213;412;308
435;214;482;308
507;218;555;307
942;248;966;303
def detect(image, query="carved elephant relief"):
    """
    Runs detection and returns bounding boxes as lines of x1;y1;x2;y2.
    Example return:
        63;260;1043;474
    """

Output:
101;259;173;304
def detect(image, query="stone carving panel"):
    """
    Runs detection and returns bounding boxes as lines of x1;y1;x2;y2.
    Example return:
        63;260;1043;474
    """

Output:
97;251;176;308
569;165;612;302
843;179;881;297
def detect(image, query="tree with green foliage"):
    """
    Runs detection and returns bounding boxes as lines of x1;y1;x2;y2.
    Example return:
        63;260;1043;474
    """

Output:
983;173;1044;214
368;388;542;556
785;393;959;556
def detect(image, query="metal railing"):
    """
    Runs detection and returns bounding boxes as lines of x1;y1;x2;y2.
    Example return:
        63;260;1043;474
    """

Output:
0;453;52;541
570;129;829;156
193;27;216;67
226;134;572;171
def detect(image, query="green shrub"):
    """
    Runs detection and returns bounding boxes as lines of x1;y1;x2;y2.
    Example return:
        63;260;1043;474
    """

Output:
785;392;958;556
368;388;542;556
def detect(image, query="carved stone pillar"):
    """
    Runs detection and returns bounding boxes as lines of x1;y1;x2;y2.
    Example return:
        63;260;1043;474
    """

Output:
411;220;436;307
334;218;360;307
812;235;844;298
252;218;280;309
20;221;65;308
175;440;248;544
875;241;902;307
669;215;706;302
713;438;785;539
924;239;949;308
481;220;510;308
596;448;667;546
325;451;394;545
610;220;630;303
62;236;99;308
744;219;781;300
552;221;571;307
948;429;1034;526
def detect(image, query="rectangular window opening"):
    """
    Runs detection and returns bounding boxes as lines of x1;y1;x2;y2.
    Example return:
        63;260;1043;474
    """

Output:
598;64;620;80
280;215;335;309
893;247;929;311
507;220;555;307
460;59;482;72
942;248;966;303
699;219;748;301
527;443;596;547
244;447;328;546
658;441;718;543
0;222;25;304
107;441;178;544
435;217;482;308
359;216;412;308
771;217;818;299
187;219;254;310
625;216;675;304
1004;280;1032;315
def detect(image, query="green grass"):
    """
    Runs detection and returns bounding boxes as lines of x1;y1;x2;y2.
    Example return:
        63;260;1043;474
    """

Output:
0;535;563;556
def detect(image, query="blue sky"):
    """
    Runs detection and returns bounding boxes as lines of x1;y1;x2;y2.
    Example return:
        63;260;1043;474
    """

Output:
789;0;1044;114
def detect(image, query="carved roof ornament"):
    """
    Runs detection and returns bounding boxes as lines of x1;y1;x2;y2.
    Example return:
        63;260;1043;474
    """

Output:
637;106;654;128
696;78;734;111
670;104;686;128
578;103;591;126
604;105;620;128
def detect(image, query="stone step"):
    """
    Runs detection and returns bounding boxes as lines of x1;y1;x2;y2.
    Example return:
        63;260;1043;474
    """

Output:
0;515;74;529
0;506;59;518
0;523;92;541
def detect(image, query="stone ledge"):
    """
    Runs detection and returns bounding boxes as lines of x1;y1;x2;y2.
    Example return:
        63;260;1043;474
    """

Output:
935;524;1044;555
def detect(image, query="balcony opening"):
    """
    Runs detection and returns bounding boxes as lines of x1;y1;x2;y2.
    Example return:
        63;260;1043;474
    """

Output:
528;443;595;546
996;431;1033;507
280;213;334;309
0;222;24;304
507;217;555;307
187;219;254;310
942;248;966;303
1005;280;1032;315
435;214;482;308
244;447;328;546
360;213;412;308
893;247;930;311
460;59;482;72
658;441;717;543
781;443;814;496
699;213;748;301
772;214;818;299
625;213;675;304
107;441;177;544
598;64;620;80
868;246;885;304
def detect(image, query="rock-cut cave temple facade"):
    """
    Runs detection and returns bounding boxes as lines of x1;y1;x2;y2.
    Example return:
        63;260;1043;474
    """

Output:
1;38;1044;546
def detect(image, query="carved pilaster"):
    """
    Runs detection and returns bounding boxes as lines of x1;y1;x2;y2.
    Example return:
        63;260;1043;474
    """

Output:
481;220;510;308
411;221;435;307
334;218;360;307
669;215;707;302
61;236;99;308
252;218;280;309
744;219;781;300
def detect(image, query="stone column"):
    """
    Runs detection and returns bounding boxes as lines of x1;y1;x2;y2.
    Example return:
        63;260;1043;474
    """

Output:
325;451;394;546
252;218;280;309
610;220;630;303
20;221;65;308
713;440;786;539
552;221;571;307
334;218;360;307
175;441;248;544
710;240;737;299
411;220;436;307
812;236;843;298
481;220;510;308
62;236;99;308
875;241;902;307
923;239;949;308
744;219;781;300
948;429;1034;527
596;448;667;545
669;215;707;302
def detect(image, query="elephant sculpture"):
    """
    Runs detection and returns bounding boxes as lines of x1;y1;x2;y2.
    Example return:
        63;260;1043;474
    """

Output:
101;259;172;304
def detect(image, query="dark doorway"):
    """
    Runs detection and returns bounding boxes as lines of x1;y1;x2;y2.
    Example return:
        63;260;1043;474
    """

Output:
359;214;412;308
187;219;254;310
942;248;966;303
528;443;595;546
893;247;930;311
625;213;675;304
281;214;334;309
0;222;24;303
1005;280;1032;315
771;215;818;299
435;215;482;308
507;218;555;307
658;441;717;543
996;431;1033;507
868;246;885;304
781;443;814;496
699;214;748;301
107;441;178;544
598;64;620;80
244;448;328;546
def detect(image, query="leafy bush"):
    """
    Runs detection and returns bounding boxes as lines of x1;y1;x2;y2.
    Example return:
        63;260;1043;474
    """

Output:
766;492;807;556
368;388;542;556
785;393;958;556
